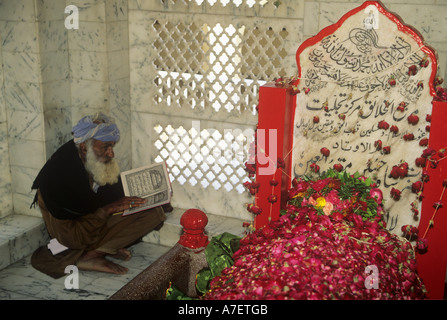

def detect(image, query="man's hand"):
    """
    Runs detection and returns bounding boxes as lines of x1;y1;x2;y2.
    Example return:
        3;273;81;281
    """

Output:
102;196;147;215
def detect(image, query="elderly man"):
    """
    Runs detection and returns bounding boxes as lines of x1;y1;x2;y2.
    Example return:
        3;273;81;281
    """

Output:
30;113;166;278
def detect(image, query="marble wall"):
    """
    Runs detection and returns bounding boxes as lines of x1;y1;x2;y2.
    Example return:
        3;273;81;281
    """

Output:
0;0;445;221
0;29;13;219
0;0;46;218
0;0;131;218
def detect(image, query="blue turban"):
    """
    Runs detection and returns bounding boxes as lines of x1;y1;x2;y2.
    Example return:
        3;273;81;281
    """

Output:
72;113;120;144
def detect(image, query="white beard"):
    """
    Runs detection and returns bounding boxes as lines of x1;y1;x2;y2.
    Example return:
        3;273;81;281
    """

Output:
84;143;120;187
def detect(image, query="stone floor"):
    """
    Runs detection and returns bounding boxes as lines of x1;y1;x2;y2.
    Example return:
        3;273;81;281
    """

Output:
0;208;246;300
0;242;170;300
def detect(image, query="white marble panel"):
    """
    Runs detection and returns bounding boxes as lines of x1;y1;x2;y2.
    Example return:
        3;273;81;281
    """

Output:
204;211;246;238
83;277;131;297
128;0;174;11
0;214;48;263
41;79;71;110
387;4;447;43
10;166;39;195
67;21;107;52
128;10;154;47
158;221;182;247
105;0;128;22
44;106;72;138
318;2;360;30
0;185;13;219
0;237;11;270
130;110;155;168
69;50;108;81
107;21;129;52
0;272;102;300
0;0;36;22
0;123;13;219
0;186;13;219
108;50;129;80
171;180;252;221
7;220;48;263
128;45;154;112
69;79;109;112
110;105;131;171
8;138;46;169
68;0;106;22
7;110;44;141
40;50;69;82
13;192;40;217
0;272;77;300
2;52;41;83
0;102;5;124
3;81;43;112
0;241;170;300
38;20;67;52
0;49;5;122
0;21;39;53
36;0;66;22
303;2;320;37
109;78;130;110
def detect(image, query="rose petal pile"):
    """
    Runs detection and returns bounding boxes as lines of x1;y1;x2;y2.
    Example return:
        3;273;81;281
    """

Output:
389;162;409;179
434;76;447;101
203;171;426;300
287;171;385;223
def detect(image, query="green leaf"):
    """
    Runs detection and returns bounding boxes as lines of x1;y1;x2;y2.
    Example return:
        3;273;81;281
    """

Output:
166;284;197;300
196;269;213;295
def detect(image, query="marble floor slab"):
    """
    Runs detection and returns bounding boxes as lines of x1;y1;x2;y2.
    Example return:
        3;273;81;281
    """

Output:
0;208;246;300
0;214;49;270
0;242;170;300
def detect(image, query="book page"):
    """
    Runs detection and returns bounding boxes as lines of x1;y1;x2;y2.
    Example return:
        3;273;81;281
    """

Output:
120;162;172;216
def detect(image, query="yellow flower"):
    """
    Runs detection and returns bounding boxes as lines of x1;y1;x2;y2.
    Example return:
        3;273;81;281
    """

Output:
316;197;326;208
293;192;304;199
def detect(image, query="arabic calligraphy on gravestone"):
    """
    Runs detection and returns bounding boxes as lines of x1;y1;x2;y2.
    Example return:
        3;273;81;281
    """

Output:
291;4;435;233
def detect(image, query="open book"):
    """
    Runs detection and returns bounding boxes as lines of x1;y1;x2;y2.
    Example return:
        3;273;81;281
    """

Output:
120;162;172;216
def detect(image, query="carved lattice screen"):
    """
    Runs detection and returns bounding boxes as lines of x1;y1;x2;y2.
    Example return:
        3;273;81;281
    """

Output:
152;19;290;114
130;0;301;218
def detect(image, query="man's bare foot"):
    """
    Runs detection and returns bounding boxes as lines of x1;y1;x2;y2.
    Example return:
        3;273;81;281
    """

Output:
108;248;132;261
76;250;128;275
